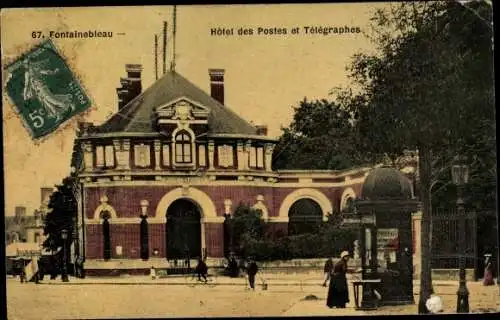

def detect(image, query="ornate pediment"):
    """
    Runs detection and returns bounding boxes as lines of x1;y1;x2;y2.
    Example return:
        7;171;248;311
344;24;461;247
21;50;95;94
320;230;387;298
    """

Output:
155;97;210;121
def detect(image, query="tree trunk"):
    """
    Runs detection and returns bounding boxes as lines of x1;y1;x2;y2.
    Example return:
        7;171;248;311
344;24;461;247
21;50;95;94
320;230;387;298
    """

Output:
418;145;434;314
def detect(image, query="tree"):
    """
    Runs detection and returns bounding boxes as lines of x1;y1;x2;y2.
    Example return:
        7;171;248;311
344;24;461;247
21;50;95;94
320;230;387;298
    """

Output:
347;1;493;313
42;176;77;253
230;203;265;256
272;96;378;170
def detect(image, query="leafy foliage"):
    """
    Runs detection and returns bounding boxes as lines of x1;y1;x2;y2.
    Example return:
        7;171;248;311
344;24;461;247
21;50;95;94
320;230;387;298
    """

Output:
344;1;493;312
272;97;379;170
42;176;77;252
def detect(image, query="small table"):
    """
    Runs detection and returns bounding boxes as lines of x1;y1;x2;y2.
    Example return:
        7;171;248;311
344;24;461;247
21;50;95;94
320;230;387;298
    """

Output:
352;279;382;310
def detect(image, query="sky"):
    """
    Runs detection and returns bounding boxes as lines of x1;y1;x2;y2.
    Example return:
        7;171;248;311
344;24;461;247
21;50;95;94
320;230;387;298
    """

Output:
1;3;388;216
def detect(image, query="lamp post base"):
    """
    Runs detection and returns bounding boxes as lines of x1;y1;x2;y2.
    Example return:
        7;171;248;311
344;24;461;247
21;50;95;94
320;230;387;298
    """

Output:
457;283;469;313
456;286;469;313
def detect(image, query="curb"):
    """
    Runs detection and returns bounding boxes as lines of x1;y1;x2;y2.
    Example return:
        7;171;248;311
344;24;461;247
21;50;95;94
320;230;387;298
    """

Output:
34;281;328;286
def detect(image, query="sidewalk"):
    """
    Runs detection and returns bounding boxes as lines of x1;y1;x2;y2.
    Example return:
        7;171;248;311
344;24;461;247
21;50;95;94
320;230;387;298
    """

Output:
16;272;477;288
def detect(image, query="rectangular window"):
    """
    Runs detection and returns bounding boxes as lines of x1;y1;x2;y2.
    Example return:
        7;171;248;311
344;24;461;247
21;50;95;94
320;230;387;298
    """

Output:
183;144;191;162
249;147;257;167
162;145;170;166
95;146;104;167
134;144;151;167
199;145;206;166
175;143;183;163
257;147;264;168
105;145;115;167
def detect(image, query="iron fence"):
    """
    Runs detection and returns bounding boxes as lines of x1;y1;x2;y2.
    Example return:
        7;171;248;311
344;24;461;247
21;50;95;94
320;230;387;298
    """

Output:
430;207;477;271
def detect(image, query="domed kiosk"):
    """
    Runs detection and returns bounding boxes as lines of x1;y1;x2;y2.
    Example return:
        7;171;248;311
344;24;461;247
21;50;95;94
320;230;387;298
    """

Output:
352;166;421;309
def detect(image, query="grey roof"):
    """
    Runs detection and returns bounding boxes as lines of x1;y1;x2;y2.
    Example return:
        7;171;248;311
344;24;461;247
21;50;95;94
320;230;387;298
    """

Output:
97;71;258;135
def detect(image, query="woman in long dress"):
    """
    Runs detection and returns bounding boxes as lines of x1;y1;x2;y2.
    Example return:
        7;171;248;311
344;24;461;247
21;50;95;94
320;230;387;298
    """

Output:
483;256;494;286
326;251;350;309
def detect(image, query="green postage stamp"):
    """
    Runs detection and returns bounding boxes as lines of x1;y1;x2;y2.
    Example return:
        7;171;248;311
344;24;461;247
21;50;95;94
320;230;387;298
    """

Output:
5;39;91;139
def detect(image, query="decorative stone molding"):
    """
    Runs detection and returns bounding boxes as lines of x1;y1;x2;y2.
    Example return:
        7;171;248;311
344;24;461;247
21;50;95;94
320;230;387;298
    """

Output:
224;199;233;215
122;139;131;170
340;187;357;211
154;140;161;170
202;216;225;223
237;142;245;170
278;188;333;221
244;140;252;170
93;195;118;219
82;141;93;172
264;143;275;172
140;199;149;216
155;187;217;219
268;216;289;223
252;194;269;221
208;140;215;170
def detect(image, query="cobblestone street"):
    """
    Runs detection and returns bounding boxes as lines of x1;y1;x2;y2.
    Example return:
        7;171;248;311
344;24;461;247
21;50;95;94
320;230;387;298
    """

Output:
6;274;500;319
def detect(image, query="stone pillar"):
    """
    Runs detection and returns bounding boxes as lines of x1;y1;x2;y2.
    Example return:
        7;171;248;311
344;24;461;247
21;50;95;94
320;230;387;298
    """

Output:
412;211;422;278
264;143;275;172
154;140;161;170
237;142;245;170
122;139;131;170
244;140;251;170
82;141;93;172
113;139;124;170
203;217;225;258
208;140;215;170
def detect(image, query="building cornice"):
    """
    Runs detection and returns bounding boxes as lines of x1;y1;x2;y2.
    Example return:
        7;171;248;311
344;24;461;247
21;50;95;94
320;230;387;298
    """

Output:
207;133;278;142
80;176;366;188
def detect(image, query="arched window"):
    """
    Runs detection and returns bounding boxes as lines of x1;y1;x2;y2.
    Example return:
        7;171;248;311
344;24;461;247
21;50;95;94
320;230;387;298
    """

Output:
175;131;192;164
343;197;355;213
140;216;149;260
101;210;112;260
288;199;323;236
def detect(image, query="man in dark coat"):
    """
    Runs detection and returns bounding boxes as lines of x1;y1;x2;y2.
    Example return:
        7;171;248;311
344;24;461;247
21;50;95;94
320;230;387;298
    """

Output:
327;251;350;309
246;257;259;290
195;258;208;282
322;257;334;287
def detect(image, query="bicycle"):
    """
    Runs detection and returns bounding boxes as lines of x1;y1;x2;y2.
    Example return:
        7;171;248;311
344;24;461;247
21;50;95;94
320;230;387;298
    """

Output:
185;271;217;287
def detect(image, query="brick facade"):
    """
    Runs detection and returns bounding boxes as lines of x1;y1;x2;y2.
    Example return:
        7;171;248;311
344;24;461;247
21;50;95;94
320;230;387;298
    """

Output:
82;181;366;260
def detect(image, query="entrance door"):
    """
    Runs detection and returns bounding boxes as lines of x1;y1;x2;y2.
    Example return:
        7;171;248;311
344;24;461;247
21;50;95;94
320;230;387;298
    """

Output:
166;199;202;260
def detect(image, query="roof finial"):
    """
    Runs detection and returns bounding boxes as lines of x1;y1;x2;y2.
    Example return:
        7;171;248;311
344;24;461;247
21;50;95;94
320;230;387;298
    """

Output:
170;5;177;72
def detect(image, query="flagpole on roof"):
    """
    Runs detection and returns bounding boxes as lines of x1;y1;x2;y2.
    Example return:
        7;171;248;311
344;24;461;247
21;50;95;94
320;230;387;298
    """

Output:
170;5;177;72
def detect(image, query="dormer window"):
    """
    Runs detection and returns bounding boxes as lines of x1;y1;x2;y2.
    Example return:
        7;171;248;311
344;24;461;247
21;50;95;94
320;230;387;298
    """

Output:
175;131;192;164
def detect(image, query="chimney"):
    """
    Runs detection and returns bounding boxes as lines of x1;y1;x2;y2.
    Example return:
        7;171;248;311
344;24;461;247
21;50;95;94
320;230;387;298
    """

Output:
125;64;142;97
116;64;142;110
209;69;225;105
256;124;268;136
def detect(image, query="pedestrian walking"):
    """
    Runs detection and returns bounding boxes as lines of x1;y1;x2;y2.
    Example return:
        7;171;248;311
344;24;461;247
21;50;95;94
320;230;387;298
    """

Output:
195;258;208;282
322;257;334;287
326;251;350;309
246;257;259;290
150;266;157;280
483;255;494;286
228;252;239;278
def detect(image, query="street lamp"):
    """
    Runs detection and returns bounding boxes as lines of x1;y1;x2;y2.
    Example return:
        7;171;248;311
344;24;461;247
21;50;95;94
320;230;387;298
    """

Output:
451;154;469;313
61;229;69;282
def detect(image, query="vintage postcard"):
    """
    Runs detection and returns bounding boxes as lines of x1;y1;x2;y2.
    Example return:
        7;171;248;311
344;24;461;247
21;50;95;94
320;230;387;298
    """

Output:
2;2;497;320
